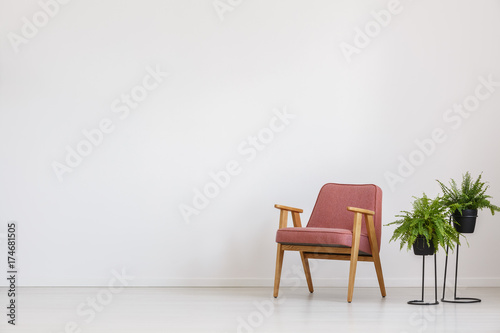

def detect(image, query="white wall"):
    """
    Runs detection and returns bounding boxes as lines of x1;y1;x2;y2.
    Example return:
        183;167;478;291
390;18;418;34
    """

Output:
1;0;500;287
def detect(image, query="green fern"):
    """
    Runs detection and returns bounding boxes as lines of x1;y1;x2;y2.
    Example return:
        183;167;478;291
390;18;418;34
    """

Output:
437;172;500;216
386;194;460;253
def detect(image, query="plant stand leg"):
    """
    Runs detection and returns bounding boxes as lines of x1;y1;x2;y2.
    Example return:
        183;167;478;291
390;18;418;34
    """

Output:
408;254;439;305
441;244;481;303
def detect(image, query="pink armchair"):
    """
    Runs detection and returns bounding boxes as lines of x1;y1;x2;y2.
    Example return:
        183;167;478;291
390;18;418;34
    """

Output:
273;183;386;302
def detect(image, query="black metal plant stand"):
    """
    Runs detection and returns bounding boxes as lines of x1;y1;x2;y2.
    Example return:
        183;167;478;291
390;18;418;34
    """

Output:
441;243;481;303
408;253;439;305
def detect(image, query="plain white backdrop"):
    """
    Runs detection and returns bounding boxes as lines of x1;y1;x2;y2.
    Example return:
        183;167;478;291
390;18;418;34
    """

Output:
1;0;500;288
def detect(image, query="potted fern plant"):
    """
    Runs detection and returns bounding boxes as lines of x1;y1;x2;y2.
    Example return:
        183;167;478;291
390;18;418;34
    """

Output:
437;172;500;233
386;194;460;255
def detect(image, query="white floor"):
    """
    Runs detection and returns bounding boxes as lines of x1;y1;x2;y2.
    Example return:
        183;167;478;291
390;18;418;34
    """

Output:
1;287;499;332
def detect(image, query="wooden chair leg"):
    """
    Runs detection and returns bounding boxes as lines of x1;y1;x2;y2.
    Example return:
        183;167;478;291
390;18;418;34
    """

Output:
348;212;363;303
300;252;314;293
347;251;359;303
372;253;386;297
365;214;387;298
273;244;284;298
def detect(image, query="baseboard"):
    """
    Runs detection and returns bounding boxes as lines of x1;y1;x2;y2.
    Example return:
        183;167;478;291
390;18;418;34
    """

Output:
9;277;500;288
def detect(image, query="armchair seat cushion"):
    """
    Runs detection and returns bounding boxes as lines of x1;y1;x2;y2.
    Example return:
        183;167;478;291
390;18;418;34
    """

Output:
276;227;372;255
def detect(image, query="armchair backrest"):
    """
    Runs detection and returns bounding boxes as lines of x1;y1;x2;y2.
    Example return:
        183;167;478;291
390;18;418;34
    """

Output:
306;183;383;249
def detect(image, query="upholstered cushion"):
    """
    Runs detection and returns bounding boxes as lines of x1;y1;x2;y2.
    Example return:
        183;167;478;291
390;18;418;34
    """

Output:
274;183;382;255
276;227;372;254
306;183;382;251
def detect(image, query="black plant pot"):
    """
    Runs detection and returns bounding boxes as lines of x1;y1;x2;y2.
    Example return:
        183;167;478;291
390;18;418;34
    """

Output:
413;236;435;256
452;209;478;233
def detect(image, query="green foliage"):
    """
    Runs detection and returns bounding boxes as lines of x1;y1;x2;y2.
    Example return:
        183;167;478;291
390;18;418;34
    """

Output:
437;172;500;216
386;194;460;253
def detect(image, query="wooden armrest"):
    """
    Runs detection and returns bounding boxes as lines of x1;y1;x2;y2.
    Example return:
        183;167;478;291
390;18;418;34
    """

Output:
274;204;303;213
275;204;303;228
347;207;374;215
348;206;380;255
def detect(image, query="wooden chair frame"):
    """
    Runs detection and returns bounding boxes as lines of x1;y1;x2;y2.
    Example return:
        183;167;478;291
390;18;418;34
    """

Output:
273;204;386;303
